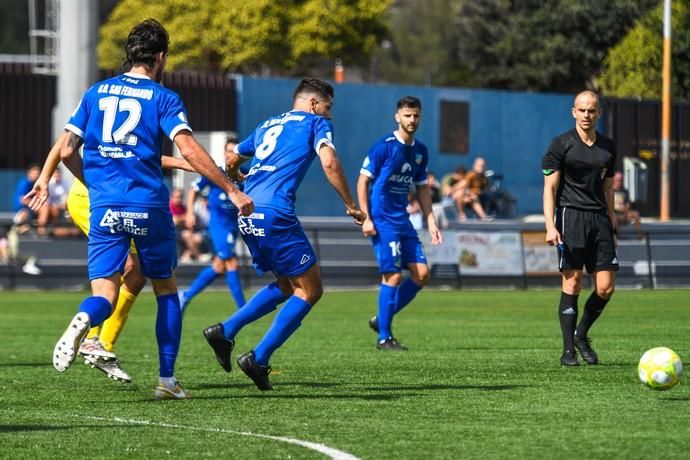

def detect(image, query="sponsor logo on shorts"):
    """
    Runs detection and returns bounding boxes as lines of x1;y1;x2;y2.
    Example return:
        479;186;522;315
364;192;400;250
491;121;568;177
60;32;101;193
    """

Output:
300;254;311;265
238;215;266;237
99;209;149;235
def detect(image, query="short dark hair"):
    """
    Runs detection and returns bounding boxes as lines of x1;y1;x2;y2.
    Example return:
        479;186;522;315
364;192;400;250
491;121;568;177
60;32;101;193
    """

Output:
226;133;238;146
123;19;169;70
293;78;334;101
397;96;422;110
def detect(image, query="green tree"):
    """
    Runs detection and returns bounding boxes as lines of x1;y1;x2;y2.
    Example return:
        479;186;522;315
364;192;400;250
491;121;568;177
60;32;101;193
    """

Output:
98;0;390;75
455;0;657;92
372;0;472;86
600;1;690;100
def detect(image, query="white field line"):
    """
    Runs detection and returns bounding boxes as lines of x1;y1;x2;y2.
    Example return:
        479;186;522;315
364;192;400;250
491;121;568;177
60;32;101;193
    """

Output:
75;414;361;460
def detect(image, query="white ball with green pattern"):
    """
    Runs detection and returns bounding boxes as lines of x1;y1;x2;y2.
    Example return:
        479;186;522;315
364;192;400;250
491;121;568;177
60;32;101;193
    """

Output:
638;347;683;390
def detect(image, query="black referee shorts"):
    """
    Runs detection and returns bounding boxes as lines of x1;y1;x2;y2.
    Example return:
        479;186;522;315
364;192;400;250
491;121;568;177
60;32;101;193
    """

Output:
555;207;619;273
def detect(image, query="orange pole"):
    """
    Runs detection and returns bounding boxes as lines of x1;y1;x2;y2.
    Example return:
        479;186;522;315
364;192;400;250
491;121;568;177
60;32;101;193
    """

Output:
660;0;672;221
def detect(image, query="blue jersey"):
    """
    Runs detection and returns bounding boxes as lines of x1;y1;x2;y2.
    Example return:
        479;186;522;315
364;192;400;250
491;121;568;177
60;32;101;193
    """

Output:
237;111;334;212
65;72;191;209
191;170;239;227
360;132;429;229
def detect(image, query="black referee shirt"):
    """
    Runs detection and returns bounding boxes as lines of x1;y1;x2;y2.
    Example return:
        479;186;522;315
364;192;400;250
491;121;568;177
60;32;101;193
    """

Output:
542;129;616;211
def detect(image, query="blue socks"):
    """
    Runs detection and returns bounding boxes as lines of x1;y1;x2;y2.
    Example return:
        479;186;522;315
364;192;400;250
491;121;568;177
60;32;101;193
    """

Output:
377;284;397;341
394;278;422;315
183;266;245;310
78;296;112;327
225;270;246;308
156;293;182;378
222;282;287;340
185;267;218;301
254;296;311;366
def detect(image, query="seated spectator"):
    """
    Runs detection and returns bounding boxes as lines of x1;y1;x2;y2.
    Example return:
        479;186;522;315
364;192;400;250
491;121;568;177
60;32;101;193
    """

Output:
36;168;68;235
427;171;442;204
612;171;642;237
169;188;186;227
12;164;41;233
180;190;212;263
463;157;492;220
440;166;470;220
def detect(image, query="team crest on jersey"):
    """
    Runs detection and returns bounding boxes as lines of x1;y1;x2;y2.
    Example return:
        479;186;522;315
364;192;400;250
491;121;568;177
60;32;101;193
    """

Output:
401;162;412;173
415;154;422;164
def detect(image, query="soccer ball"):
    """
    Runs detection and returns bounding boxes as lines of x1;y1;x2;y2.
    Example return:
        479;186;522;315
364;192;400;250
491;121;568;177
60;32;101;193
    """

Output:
638;347;683;390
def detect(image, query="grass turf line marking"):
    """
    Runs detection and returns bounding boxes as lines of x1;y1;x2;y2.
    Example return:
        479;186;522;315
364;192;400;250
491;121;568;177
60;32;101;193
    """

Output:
76;415;360;460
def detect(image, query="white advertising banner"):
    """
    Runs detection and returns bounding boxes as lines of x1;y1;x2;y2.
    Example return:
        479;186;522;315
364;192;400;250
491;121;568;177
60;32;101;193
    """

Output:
522;231;560;275
420;230;525;275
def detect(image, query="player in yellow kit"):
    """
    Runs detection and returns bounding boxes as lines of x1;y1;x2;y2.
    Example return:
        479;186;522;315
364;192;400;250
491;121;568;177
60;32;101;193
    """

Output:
26;132;194;383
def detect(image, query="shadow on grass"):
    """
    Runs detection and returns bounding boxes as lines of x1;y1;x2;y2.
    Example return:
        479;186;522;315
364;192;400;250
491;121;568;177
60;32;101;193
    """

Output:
0;362;49;368
661;396;690;401
189;393;418;401
194;381;342;391
359;384;528;391
0;424;122;432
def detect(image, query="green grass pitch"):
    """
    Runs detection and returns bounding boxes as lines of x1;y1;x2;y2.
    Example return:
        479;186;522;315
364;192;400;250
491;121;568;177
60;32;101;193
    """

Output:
1;289;689;459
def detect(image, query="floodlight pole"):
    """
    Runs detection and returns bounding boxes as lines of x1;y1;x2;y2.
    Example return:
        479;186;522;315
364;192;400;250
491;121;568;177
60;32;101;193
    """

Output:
660;0;672;221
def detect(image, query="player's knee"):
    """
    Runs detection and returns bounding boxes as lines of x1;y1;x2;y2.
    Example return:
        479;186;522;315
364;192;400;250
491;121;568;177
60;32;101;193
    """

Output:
123;267;146;294
213;258;226;274
413;267;431;285
306;285;323;304
597;284;614;299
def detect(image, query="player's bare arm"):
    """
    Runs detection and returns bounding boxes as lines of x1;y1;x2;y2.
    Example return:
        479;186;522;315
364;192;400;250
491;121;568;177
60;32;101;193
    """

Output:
24;132;69;211
174;130;254;216
184;187;197;230
225;150;247;183
161;155;194;172
318;145;365;225
60;130;85;184
543;171;561;246
356;173;376;237
417;185;443;245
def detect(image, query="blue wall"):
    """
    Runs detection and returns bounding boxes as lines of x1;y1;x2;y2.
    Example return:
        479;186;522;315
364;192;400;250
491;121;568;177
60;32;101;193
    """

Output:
236;78;577;216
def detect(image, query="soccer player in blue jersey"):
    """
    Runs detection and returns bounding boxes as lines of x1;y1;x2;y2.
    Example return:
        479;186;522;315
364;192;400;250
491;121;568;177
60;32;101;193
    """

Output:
179;136;246;311
203;77;365;390
51;19;253;399
357;96;443;350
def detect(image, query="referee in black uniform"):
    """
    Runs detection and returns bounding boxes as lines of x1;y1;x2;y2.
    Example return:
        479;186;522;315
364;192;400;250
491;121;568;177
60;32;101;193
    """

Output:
542;90;618;366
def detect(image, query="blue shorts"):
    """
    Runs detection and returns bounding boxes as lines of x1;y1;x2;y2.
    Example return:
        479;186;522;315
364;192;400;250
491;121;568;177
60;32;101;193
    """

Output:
371;226;427;274
238;206;317;277
209;220;239;260
88;206;177;280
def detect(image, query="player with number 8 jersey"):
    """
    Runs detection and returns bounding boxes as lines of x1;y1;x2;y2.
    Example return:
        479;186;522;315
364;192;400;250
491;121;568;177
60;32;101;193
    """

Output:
203;78;365;391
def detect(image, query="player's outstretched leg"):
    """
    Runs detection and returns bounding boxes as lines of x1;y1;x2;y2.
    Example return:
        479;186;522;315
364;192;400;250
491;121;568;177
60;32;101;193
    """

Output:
237;351;272;391
240;296;311;390
180;266;218;312
225;269;246;308
203;324;234;372
84;355;132;383
54;296;111;372
203;282;287;372
54;312;91;372
153;291;188;400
